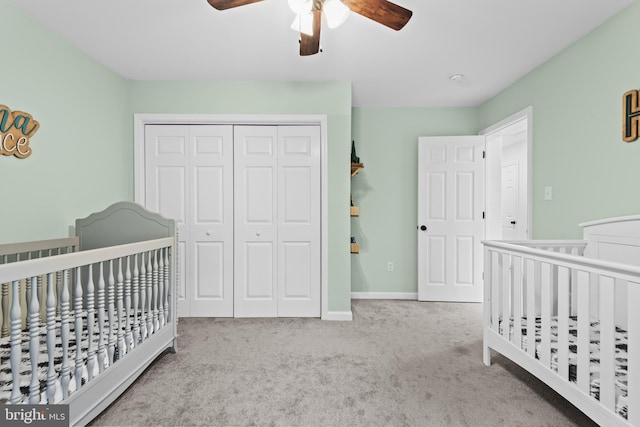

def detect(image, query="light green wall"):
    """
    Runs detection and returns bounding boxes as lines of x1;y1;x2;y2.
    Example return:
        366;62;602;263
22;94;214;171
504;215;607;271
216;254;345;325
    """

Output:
0;0;128;243
126;81;353;312
350;108;478;294
479;2;640;239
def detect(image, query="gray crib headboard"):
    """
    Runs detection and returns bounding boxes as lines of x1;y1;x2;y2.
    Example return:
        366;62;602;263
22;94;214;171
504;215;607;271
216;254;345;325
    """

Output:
75;201;176;250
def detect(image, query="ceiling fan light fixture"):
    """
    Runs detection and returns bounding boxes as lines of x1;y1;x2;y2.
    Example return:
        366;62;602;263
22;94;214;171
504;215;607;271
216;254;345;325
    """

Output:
323;0;350;29
288;0;313;15
291;13;315;36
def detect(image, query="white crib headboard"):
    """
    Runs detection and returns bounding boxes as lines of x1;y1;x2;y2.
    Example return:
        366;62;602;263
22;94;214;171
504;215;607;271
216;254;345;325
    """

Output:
75;201;176;251
580;215;640;267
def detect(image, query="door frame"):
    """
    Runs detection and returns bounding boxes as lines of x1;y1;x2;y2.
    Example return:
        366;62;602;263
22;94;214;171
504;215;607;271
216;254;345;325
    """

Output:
480;106;533;240
133;113;329;319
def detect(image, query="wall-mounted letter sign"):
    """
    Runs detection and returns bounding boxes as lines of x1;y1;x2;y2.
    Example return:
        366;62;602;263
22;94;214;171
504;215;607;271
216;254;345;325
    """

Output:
623;90;640;143
0;104;39;158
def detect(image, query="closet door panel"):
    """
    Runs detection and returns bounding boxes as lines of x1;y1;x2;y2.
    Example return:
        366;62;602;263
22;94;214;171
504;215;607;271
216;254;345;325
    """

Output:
234;126;278;317
277;126;321;317
189;125;234;317
145;125;191;316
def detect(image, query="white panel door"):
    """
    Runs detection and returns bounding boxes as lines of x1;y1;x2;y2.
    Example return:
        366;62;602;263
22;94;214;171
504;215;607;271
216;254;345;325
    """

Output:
145;125;233;317
418;136;485;302
234;126;279;317
277;126;321;317
501;163;518;240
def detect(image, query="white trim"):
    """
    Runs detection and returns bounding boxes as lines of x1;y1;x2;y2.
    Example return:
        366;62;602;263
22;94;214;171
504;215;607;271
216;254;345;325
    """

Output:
480;106;534;239
134;113;329;319
351;292;418;300
322;311;353;321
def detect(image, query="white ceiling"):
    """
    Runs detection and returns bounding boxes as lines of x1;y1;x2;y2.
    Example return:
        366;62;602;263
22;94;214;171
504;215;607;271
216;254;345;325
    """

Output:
9;0;634;107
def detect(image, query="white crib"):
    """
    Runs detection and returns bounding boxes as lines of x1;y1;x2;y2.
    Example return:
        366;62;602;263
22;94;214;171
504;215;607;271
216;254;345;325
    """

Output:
0;201;177;426
483;215;640;426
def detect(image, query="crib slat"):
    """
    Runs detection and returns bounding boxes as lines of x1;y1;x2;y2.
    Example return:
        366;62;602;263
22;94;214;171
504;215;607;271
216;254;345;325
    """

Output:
122;257;132;350
152;250;159;331
107;260;116;365
45;272;57;403
28;275;40;403
576;270;591;394
557;266;570;381
140;253;147;340
74;268;84;391
158;248;165;327
526;258;536;358
512;256;523;349
1;281;9;337
97;262;106;373
163;247;170;323
491;251;500;333
86;264;96;381
146;251;154;336
132;254;140;345
9;280;22;403
599;276;616;411
501;253;510;340
116;256;125;359
629;281;640;424
539;261;552;368
60;269;70;400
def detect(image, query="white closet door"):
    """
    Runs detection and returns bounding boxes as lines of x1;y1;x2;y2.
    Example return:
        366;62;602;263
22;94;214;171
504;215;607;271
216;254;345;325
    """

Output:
234;126;279;317
145;124;233;317
145;125;190;316
277;126;321;317
189;125;234;317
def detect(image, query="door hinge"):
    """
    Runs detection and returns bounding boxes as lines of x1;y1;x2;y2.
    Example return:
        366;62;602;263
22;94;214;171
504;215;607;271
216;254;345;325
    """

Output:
482;211;485;219
482;150;486;159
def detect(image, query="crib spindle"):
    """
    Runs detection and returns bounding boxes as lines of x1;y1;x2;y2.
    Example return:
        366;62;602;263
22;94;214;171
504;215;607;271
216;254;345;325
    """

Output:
9;280;22;403
107;260;115;365
97;262;106;373
45;272;57;403
163;247;170;323
60;270;71;400
147;251;154;336
490;251;500;334
28;275;40;403
599;276;616;411
512;256;523;349
139;253;147;340
2;280;9;337
86;264;96;381
628;281;640;424
158;248;165;327
122;257;132;350
525;258;536;358
116;257;125;359
501;253;511;341
557;265;570;381
132;254;140;345
152;250;159;332
539;262;552;369
74;268;84;391
576;270;592;394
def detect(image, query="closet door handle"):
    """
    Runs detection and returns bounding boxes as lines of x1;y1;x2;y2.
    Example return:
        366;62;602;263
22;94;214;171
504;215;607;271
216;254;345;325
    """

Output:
206;230;212;236
256;231;262;237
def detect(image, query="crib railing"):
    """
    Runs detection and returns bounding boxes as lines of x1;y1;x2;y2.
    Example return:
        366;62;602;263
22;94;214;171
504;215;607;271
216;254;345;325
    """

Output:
483;240;640;425
0;237;175;405
0;238;80;338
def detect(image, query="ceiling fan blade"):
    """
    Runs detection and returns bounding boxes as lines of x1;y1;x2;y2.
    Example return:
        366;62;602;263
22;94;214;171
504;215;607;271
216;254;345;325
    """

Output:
300;10;322;56
206;0;264;10
342;0;412;30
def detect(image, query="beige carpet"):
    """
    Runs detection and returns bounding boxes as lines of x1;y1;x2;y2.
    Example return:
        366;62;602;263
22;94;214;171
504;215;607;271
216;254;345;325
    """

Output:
90;300;596;427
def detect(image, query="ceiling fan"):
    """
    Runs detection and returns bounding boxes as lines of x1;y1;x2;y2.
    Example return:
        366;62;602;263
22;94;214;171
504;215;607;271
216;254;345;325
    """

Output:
206;0;413;56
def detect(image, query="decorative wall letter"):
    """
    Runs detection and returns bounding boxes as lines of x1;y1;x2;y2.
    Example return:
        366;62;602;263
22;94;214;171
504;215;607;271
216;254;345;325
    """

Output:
0;104;40;159
623;90;640;143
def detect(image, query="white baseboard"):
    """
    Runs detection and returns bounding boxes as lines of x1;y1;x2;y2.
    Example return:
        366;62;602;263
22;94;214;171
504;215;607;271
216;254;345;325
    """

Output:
322;311;353;321
351;292;418;300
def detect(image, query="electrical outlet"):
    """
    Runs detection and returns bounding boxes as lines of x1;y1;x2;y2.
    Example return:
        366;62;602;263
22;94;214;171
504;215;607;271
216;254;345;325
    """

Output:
387;262;394;272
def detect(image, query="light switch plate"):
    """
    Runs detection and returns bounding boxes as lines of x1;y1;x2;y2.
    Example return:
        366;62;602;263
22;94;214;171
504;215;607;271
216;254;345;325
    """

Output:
544;186;553;200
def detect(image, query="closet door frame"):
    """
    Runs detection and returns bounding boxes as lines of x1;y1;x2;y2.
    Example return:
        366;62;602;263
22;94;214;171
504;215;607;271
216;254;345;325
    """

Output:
133;114;329;320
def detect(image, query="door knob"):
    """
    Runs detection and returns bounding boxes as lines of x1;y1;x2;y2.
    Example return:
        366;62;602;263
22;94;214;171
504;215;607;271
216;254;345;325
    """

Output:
206;230;212;236
418;225;427;231
256;231;262;237
510;221;517;225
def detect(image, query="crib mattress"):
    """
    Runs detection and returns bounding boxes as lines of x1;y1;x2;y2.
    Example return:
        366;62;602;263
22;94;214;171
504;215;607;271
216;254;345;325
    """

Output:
498;316;628;420
0;311;145;405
